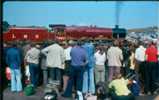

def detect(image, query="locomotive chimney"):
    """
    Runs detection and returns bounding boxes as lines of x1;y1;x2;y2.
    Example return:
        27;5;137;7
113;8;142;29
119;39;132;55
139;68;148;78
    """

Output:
115;25;119;29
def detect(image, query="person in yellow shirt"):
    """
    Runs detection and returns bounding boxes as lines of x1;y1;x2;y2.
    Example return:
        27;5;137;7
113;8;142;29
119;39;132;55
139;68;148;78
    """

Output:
109;73;135;100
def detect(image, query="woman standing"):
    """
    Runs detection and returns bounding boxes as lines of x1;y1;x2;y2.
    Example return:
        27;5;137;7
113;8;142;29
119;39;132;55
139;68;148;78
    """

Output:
94;46;106;84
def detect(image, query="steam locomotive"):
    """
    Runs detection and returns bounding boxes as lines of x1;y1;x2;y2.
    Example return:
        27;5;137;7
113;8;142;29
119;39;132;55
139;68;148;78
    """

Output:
3;24;127;42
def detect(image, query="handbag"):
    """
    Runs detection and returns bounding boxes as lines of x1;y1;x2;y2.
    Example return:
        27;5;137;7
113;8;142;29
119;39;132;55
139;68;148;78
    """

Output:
85;94;97;100
25;65;30;78
86;95;97;100
24;84;35;96
5;67;11;80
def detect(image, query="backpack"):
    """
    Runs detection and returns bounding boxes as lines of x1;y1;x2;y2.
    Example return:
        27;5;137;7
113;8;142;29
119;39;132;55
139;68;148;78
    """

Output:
129;80;140;96
24;84;35;96
5;67;11;80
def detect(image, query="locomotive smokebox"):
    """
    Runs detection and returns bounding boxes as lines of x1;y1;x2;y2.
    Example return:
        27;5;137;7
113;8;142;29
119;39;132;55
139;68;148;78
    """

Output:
115;25;119;29
113;25;127;38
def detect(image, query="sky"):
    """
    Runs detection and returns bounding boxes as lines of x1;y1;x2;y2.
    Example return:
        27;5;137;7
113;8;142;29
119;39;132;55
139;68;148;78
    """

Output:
3;1;159;29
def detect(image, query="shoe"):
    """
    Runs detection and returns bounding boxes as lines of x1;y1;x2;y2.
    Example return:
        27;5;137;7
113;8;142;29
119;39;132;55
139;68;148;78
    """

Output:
18;91;23;96
61;94;72;100
11;91;16;94
147;92;151;95
61;94;71;98
153;91;158;95
139;93;145;96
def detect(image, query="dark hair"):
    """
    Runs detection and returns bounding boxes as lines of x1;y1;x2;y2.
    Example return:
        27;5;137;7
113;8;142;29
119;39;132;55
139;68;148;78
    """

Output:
77;40;83;46
30;42;36;47
11;42;17;47
113;40;119;46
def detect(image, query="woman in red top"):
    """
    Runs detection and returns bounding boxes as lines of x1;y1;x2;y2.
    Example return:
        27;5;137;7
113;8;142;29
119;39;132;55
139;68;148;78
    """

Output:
145;42;158;95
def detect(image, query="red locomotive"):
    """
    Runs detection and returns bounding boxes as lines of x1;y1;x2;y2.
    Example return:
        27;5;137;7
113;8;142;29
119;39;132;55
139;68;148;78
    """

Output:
3;24;126;42
3;27;55;42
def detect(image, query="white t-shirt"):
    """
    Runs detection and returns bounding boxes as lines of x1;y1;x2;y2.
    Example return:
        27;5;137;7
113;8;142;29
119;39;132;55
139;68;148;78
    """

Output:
135;46;146;62
64;46;72;61
94;50;106;66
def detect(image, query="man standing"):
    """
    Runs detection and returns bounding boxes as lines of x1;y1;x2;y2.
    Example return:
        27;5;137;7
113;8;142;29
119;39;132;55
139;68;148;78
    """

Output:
107;40;123;82
41;40;65;86
82;40;95;95
25;43;40;87
145;42;158;95
62;40;87;98
135;43;146;72
6;42;22;94
135;43;146;94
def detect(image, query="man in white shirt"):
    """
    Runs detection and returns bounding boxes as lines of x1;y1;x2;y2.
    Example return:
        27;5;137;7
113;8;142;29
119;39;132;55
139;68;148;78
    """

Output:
25;43;40;87
135;43;146;93
107;40;123;82
135;44;146;63
41;40;65;86
135;43;146;73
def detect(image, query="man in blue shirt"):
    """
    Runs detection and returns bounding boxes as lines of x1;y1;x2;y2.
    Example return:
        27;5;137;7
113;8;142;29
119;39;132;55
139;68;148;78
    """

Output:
62;40;87;98
6;42;22;93
82;40;95;95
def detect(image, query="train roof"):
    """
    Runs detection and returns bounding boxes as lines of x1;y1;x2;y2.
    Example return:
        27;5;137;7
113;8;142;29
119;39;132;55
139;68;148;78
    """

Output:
9;26;47;30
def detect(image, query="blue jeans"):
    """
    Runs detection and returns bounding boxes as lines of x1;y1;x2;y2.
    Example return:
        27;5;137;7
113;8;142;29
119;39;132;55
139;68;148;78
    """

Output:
49;68;62;81
10;69;22;92
29;63;39;87
82;67;95;94
63;66;84;97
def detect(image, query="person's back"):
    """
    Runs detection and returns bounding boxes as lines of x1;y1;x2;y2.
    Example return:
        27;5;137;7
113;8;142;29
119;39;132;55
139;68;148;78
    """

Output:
122;46;131;62
109;77;130;96
94;50;106;66
25;47;40;64
6;47;21;69
107;46;123;67
135;45;146;62
145;44;158;62
82;42;95;94
82;43;95;67
42;43;65;68
6;43;22;93
62;41;87;98
94;48;106;84
71;46;87;66
23;44;31;57
145;42;158;94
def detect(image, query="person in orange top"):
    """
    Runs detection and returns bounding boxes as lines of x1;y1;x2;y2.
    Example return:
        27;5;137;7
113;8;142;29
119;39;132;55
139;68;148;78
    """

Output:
145;41;158;95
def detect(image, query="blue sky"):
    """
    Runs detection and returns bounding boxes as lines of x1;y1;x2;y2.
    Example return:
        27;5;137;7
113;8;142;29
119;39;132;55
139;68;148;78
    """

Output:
3;1;159;29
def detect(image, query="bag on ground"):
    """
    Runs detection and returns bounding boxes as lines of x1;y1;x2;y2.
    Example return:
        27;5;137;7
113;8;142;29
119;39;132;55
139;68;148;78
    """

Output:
24;84;35;96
